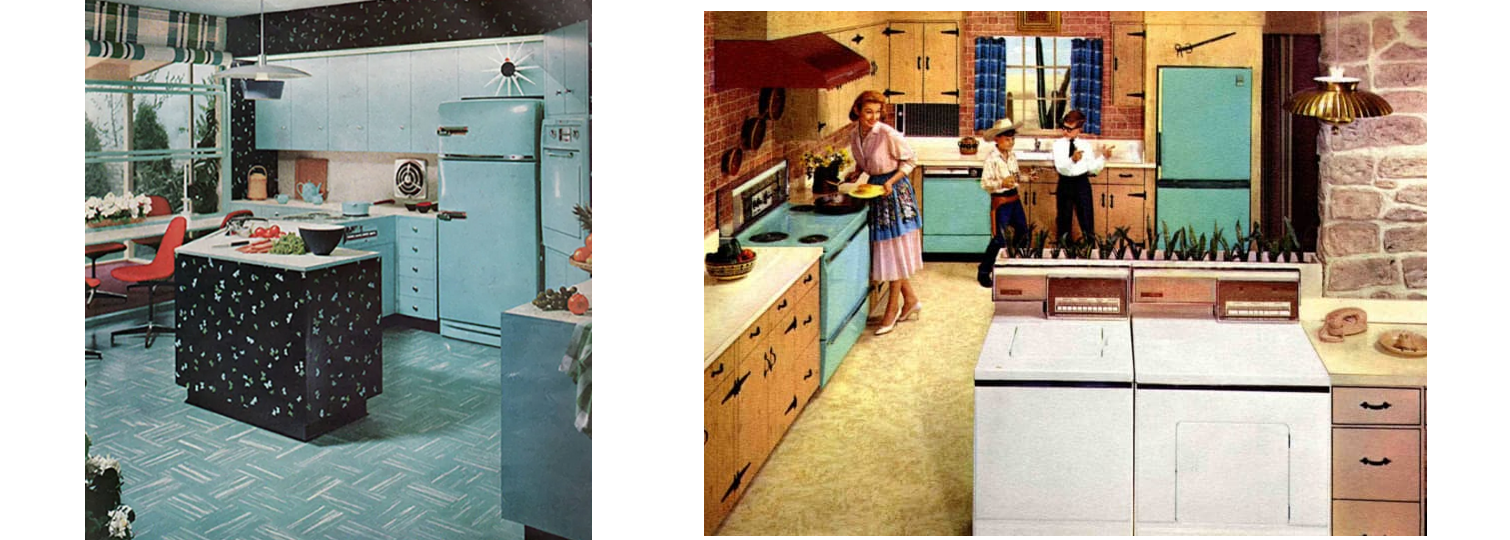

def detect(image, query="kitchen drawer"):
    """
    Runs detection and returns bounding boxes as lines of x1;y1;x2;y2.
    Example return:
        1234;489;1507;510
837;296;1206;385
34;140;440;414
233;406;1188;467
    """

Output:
399;275;437;301
398;237;436;258
993;273;1047;302
1103;167;1147;186
790;260;820;307
398;255;438;281
706;347;737;399
1333;387;1422;425
794;339;821;412
397;294;438;320
1332;500;1421;536
735;306;774;364
398;218;436;243
1333;428;1421;502
792;288;821;353
399;250;436;274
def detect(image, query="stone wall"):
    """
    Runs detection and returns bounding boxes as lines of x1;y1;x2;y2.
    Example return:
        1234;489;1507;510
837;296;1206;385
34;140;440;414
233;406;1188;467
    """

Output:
1316;11;1427;299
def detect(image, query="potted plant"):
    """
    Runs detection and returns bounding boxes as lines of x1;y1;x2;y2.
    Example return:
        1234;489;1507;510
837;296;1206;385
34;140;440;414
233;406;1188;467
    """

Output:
85;192;153;227
801;146;854;188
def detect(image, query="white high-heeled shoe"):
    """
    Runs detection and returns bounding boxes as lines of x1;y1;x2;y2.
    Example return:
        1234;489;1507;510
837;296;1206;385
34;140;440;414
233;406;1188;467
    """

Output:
875;304;904;335
898;301;922;323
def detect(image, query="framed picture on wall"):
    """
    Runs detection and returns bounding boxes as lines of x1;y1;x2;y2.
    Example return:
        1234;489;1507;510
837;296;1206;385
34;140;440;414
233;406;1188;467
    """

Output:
1017;11;1060;34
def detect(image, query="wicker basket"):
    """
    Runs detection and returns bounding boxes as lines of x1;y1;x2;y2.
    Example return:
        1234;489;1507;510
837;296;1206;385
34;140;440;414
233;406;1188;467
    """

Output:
705;254;756;281
568;258;592;274
958;137;979;155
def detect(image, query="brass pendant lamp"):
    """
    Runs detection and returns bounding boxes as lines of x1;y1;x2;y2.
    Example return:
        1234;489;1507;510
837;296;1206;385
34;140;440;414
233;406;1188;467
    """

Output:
1285;12;1391;129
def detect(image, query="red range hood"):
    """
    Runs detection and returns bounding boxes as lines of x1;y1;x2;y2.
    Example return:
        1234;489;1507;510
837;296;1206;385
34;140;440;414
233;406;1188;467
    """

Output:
714;32;870;90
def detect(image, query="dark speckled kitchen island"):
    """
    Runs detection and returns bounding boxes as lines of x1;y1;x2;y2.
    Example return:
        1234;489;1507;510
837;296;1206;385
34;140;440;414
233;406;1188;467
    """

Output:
173;230;384;441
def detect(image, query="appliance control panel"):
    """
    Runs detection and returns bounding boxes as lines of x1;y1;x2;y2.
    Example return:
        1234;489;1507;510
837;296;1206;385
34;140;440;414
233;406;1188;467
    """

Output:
1217;278;1299;321
1047;277;1128;318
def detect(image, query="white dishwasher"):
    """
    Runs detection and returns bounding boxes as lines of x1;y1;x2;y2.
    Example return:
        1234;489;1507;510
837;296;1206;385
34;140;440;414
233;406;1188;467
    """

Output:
975;264;1134;535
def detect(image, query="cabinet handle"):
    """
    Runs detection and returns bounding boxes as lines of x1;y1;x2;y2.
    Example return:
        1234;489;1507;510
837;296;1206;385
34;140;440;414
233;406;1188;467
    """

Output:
412;226;419;233
1101;193;1106;207
785;317;798;334
1359;456;1393;467
917;56;921;69
749;327;761;339
804;369;814;380
926;56;930;70
785;396;798;415
1360;401;1392;410
411;286;419;293
412;246;420;252
1119;172;1134;178
778;299;788;310
722;463;750;502
710;363;724;377
412;266;419;272
803;315;813;325
411;305;419;312
804;273;813;284
1110;194;1115;208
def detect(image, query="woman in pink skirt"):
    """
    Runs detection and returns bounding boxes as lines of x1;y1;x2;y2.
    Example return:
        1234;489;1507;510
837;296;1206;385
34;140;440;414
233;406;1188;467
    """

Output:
845;90;922;336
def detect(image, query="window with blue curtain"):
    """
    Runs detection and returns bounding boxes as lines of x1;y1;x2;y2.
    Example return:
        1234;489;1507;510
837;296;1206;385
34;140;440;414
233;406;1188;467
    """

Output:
976;36;1099;134
973;37;1006;132
1069;38;1105;135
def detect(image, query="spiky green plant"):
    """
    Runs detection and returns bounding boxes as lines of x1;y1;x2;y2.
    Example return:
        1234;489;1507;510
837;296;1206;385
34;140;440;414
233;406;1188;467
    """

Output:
1164;226;1182;260
573;204;592;232
1032;229;1050;258
1112;226;1131;259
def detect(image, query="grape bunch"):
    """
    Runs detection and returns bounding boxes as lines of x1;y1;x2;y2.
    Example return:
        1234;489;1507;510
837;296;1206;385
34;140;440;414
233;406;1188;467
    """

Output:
532;286;579;311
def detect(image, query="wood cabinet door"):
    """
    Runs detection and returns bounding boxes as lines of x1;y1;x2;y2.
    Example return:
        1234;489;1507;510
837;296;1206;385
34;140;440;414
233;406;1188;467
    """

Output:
1105;183;1149;244
923;23;959;104
886;22;923;103
1022;176;1058;239
366;52;411;152
705;376;739;535
857;24;889;99
327;55;369;152
287;57;329;150
1111;23;1145;107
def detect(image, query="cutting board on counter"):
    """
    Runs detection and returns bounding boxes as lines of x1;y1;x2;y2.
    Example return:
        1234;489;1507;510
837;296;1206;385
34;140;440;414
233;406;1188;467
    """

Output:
296;158;329;198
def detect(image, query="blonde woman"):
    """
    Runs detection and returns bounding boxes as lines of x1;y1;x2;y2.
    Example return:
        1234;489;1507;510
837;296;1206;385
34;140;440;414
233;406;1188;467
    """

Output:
844;90;922;335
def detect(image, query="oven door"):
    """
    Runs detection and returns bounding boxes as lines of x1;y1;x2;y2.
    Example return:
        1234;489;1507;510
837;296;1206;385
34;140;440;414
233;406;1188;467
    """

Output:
822;224;869;341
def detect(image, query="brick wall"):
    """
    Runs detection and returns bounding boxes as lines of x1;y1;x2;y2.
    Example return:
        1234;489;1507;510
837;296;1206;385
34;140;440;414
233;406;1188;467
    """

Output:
1316;11;1427;299
959;11;1142;139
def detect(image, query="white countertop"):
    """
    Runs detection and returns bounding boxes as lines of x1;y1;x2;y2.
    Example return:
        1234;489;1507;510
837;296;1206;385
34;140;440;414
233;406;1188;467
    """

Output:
907;136;1153;169
177;228;379;272
704;246;823;367
505;279;593;324
236;198;439;219
1304;321;1426;387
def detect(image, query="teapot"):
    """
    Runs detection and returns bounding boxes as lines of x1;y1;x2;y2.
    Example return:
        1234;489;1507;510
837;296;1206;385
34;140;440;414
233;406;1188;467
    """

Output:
297;182;323;205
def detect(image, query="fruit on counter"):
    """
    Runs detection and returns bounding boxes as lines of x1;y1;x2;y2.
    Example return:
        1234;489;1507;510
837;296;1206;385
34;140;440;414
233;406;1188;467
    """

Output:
572;246;590;263
585;233;592;251
532;286;579;311
268;233;308;255
250;225;283;239
708;237;746;264
567;293;590;315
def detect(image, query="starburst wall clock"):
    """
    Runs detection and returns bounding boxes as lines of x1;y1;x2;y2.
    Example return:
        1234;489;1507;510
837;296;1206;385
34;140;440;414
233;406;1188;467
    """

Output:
477;41;541;96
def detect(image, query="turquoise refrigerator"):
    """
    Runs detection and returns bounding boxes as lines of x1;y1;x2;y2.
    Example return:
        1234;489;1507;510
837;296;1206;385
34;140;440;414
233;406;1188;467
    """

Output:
1156;67;1252;242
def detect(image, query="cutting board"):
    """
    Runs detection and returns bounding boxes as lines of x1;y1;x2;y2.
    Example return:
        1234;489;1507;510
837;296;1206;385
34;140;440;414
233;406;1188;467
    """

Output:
296;158;329;199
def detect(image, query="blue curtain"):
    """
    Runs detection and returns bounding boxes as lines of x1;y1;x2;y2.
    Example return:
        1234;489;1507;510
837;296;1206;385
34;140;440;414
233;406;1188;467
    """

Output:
973;37;1006;132
1070;38;1105;135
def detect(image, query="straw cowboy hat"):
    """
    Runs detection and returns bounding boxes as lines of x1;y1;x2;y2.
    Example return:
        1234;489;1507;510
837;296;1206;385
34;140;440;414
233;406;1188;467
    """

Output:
980;118;1024;139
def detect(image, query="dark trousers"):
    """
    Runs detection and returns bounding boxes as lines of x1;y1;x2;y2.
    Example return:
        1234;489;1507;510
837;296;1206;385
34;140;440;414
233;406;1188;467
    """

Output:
979;194;1028;279
1055;176;1095;240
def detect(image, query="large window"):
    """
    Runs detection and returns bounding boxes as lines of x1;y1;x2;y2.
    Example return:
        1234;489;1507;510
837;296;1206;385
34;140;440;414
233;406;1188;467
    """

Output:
1002;36;1072;133
85;63;225;217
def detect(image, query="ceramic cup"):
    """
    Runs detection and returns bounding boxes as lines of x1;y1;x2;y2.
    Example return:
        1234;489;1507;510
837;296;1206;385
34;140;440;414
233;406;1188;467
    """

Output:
277;194;290;204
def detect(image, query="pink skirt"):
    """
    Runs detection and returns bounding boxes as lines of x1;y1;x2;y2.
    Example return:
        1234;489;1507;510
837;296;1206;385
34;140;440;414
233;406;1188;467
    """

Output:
871;229;923;282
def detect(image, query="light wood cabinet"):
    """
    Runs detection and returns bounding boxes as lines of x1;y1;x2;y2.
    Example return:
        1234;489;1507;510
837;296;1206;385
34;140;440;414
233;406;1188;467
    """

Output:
1021;165;1152;244
1331;385;1426;535
1111;23;1145;107
886;22;959;104
705;260;822;535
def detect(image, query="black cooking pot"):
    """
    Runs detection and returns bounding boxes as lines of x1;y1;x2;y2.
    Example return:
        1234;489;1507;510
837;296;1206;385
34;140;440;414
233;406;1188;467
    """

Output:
814;193;866;215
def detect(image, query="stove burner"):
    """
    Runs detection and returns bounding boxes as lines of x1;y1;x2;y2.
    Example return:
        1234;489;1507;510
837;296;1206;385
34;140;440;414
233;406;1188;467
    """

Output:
799;234;829;244
789;205;816;213
749;232;789;243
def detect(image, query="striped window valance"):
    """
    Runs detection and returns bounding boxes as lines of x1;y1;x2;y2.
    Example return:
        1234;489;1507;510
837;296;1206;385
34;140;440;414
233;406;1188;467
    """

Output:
85;0;227;65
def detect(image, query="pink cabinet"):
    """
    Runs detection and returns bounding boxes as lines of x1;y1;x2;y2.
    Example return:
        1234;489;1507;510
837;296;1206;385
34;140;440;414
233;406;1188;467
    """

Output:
1331;386;1426;535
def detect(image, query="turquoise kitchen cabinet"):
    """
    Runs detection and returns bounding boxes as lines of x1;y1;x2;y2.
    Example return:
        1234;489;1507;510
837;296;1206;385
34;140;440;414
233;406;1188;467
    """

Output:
457;41;546;99
410;48;458;153
544;21;589;115
254;84;292;150
396;217;438;320
921;169;991;253
340;216;395;317
366;52;411;153
327;55;369;152
288;57;329;150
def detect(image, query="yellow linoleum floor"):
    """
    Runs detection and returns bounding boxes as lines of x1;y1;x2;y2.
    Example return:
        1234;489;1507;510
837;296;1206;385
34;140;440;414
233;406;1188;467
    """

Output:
716;262;994;536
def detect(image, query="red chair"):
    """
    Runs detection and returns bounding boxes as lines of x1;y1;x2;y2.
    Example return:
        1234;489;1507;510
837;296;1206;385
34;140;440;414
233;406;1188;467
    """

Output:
87;278;104;359
85;242;128;301
129;195;174;254
111;216;187;349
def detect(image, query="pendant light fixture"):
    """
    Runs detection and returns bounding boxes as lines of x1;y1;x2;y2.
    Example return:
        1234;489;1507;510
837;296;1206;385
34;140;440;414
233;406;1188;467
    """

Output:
1285;11;1391;130
214;0;310;81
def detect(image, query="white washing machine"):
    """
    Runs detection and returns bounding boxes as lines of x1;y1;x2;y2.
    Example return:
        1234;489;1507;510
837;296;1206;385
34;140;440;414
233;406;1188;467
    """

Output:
1130;270;1332;535
975;265;1134;536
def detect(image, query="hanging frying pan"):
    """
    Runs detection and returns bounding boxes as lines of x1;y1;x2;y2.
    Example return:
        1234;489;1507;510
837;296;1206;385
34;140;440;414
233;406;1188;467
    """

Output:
741;116;766;151
759;88;787;121
722;147;743;176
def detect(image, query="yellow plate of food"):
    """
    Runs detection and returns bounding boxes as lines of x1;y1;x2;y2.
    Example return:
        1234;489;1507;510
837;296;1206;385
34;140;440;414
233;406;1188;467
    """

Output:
849;184;885;199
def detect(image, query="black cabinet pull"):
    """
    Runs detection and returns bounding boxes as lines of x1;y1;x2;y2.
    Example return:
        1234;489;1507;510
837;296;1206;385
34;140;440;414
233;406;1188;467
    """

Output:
1128;192;1147;199
710;363;724;377
1127;91;1146;99
804;369;813;380
1359;457;1393;467
1114;57;1118;71
749;327;761;339
804;274;813;284
1360;401;1392;410
1101;193;1106;207
785;318;798;334
785;396;798;415
722;463;750;502
925;56;930;70
803;315;813;325
917;56;921;70
1110;194;1115;208
883;89;905;97
941;90;960;97
778;299;788;310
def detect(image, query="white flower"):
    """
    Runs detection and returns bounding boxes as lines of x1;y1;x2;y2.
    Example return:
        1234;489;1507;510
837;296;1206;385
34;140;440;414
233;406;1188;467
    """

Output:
107;506;132;538
86;454;120;478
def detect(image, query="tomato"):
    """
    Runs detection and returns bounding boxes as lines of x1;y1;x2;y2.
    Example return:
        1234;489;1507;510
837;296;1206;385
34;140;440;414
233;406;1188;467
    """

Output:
268;225;281;237
571;247;589;262
567;293;590;315
253;227;268;238
584;233;592;251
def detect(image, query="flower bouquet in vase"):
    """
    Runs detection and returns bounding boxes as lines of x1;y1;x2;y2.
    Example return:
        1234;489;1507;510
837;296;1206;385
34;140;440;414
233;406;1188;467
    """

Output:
802;146;853;194
86;192;153;227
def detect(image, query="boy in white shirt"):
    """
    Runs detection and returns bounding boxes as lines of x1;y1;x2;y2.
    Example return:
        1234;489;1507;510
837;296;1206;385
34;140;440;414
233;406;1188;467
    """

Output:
977;119;1027;288
1052;110;1113;241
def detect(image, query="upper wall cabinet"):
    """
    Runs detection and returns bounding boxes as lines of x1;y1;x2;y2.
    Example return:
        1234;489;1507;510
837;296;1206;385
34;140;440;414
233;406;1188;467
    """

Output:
887;22;959;104
410;48;458;153
328;55;369;152
367;52;412;153
1111;22;1145;107
544;21;590;115
288;58;329;151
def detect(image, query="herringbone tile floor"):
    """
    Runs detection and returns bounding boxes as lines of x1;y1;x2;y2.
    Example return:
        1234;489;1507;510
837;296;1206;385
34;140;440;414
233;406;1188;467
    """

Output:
86;313;527;540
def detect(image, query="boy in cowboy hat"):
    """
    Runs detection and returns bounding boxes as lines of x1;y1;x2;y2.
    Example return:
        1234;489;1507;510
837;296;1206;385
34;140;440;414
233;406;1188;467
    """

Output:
977;118;1028;288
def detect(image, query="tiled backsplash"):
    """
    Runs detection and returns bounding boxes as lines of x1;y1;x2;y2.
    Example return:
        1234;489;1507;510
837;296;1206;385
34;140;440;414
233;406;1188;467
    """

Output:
274;152;441;204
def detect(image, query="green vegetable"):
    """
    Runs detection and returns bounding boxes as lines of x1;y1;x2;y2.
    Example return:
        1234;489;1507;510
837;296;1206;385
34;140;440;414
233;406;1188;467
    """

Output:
269;233;308;255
